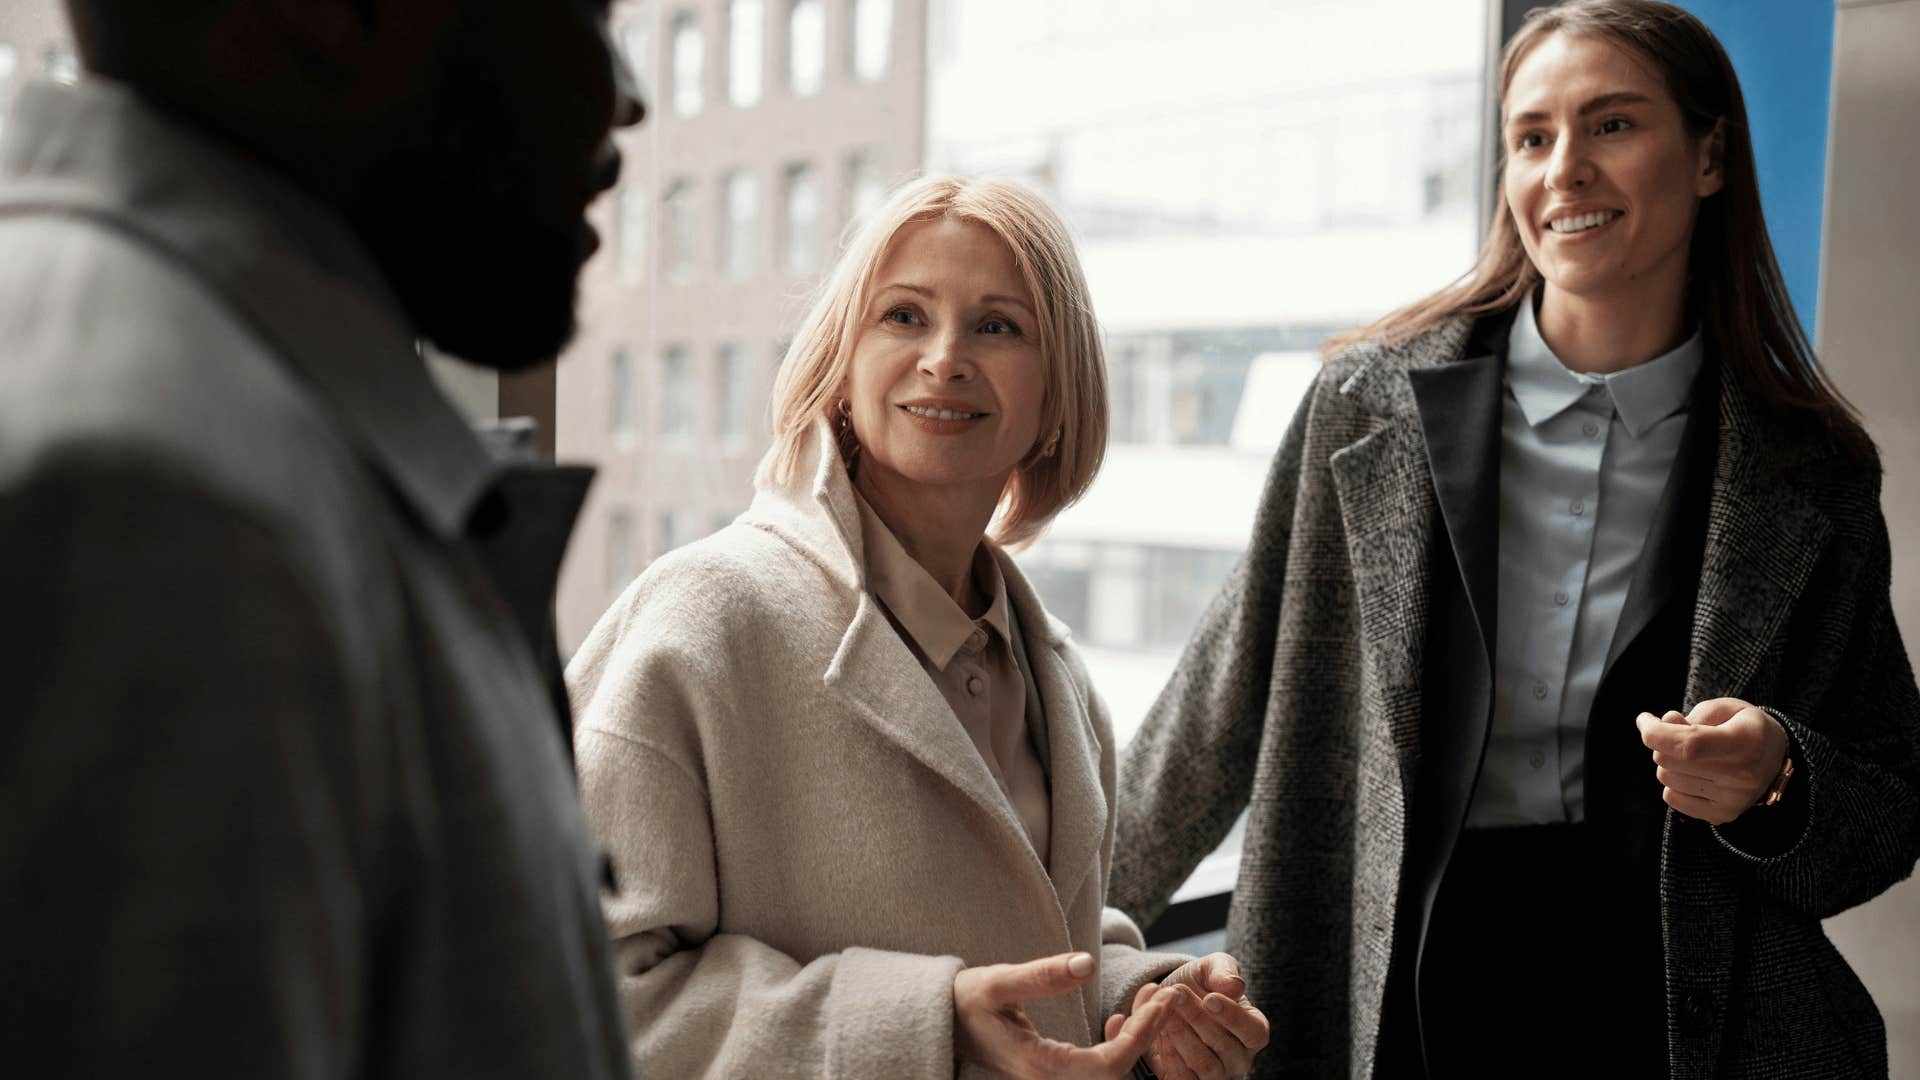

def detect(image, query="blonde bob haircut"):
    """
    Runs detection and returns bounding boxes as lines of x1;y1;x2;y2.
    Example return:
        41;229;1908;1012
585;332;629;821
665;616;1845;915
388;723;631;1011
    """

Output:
756;175;1109;549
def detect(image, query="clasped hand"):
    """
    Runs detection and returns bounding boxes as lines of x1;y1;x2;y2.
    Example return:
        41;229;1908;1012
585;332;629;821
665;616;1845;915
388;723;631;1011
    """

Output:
1636;696;1790;825
1128;953;1270;1080
953;951;1183;1079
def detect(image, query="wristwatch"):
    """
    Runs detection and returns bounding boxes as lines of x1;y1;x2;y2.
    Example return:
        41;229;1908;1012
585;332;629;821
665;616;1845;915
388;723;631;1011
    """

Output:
1758;754;1795;807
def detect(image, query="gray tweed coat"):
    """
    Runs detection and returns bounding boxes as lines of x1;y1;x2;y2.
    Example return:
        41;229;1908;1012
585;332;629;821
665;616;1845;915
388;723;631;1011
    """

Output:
1111;317;1920;1078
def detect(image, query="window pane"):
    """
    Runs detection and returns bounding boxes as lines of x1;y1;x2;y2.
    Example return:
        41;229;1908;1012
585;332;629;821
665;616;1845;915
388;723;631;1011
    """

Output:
782;164;820;275
670;12;704;117
617;14;653;97
728;0;765;107
715;342;753;444
660;345;693;440
663;180;696;279
0;43;15;142
844;150;887;232
606;509;634;596
618;184;650;285
850;0;891;82
720;170;760;280
787;0;825;97
43;45;78;86
609;347;637;436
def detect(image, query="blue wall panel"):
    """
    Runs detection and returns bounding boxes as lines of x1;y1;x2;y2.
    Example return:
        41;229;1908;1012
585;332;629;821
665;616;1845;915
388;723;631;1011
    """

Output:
1678;0;1834;336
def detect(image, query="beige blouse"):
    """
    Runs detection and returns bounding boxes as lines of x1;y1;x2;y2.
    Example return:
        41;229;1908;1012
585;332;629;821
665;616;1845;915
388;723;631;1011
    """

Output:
856;496;1054;866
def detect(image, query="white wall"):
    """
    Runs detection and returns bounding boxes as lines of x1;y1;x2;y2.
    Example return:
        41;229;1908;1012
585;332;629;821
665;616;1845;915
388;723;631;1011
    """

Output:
1818;0;1920;1072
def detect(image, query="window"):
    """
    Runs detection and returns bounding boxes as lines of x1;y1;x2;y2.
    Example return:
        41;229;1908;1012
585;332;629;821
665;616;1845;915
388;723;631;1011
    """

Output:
727;0;765;108
663;180;696;280
850;0;892;82
617;13;653;98
656;507;698;555
786;0;825;97
0;43;15;141
720;170;760;280
781;164;821;275
606;509;635;596
43;45;78;86
659;345;694;442
715;342;753;447
618;183;650;284
669;12;704;117
609;347;638;437
843;150;888;233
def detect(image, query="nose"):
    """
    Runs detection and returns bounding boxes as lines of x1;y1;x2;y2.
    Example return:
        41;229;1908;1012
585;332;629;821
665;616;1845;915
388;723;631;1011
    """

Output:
1544;134;1591;193
918;329;975;383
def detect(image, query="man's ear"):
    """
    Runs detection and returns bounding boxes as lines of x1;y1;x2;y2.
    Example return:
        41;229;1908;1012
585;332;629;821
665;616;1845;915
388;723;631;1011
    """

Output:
1696;117;1727;198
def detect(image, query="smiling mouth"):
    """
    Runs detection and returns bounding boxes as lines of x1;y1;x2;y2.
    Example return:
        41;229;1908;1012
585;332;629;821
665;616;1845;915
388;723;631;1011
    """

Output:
1548;210;1624;234
900;404;988;421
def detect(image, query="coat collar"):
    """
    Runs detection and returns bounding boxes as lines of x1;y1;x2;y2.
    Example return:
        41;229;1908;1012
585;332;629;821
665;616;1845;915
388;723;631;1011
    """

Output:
741;423;1103;901
0;79;497;539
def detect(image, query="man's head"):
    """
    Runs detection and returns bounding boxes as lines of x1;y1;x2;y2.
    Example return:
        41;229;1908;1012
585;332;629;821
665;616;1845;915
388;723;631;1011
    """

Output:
64;0;646;371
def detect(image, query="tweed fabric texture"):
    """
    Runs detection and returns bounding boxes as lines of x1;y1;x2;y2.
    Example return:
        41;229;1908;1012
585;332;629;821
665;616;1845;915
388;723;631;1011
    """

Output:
1111;318;1920;1079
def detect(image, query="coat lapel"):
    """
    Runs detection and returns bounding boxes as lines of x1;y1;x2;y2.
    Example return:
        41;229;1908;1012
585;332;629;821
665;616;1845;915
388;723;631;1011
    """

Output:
825;595;1043;862
1599;366;1718;682
1683;377;1834;708
1327;320;1475;792
999;552;1107;907
1408;352;1504;674
749;423;1062;879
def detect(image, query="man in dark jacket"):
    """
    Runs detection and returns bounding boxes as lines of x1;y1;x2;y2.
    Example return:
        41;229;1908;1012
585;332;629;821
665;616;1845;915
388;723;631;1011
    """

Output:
0;1;644;1074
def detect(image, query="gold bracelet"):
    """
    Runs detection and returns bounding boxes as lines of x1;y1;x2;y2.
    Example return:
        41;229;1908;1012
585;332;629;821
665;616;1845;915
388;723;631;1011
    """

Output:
1760;755;1795;807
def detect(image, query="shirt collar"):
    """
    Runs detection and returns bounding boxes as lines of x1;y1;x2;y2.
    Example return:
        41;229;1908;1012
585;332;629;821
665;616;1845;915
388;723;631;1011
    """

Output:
0;79;499;538
855;492;1010;672
1505;293;1705;438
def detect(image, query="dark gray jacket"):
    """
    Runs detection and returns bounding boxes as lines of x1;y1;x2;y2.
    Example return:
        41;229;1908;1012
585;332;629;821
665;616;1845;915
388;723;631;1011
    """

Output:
1112;315;1920;1078
0;81;628;1078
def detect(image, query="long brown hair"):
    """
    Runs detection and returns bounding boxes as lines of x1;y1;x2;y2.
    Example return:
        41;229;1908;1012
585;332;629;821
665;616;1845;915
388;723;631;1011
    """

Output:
1328;0;1868;460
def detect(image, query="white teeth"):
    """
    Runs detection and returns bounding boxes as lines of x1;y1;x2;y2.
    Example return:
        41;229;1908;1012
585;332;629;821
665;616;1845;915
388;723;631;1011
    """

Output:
1549;210;1622;233
904;405;984;421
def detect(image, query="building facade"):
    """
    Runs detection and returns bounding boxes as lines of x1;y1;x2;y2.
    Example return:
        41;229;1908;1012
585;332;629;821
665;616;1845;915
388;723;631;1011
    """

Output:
555;0;928;649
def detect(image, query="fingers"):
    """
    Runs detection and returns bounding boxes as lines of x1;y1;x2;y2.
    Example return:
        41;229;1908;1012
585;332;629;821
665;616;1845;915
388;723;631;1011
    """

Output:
1685;697;1749;726
984;952;1096;1004
1095;985;1181;1070
1170;994;1254;1077
1202;993;1272;1051
1654;763;1720;799
1194;952;1246;999
1103;1012;1125;1043
1156;1001;1221;1077
1662;784;1736;824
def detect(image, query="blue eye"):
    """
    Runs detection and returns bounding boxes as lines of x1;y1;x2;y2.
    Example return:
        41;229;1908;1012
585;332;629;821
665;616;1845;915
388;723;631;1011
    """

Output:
980;317;1021;336
883;307;919;325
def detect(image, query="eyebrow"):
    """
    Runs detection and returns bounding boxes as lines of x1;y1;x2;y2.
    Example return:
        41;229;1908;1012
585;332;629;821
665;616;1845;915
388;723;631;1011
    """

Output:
1506;91;1654;127
878;282;1036;316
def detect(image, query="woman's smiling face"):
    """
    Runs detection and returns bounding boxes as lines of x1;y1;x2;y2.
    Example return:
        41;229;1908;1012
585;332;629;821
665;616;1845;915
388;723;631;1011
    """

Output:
1502;31;1723;304
841;215;1048;507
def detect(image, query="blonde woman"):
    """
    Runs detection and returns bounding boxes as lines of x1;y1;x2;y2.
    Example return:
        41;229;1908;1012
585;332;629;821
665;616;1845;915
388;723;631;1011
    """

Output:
569;176;1270;1079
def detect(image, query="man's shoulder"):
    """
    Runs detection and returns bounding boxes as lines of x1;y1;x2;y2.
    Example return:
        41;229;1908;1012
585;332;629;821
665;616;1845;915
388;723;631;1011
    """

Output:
0;213;397;628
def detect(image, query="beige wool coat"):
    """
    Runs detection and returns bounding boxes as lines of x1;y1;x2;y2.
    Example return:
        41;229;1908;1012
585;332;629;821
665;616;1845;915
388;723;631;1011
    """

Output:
569;422;1185;1078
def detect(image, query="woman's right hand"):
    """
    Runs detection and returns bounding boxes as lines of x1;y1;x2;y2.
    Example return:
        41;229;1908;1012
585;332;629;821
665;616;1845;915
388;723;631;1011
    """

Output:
953;951;1184;1079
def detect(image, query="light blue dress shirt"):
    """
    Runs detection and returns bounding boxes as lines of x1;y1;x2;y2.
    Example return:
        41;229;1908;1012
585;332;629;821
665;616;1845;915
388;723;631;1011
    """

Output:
1466;298;1705;828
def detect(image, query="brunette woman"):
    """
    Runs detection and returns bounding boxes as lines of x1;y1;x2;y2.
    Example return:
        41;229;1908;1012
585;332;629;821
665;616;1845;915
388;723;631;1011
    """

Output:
1111;2;1919;1077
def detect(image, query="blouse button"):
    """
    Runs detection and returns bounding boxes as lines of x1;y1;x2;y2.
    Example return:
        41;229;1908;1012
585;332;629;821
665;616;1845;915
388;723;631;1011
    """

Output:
966;674;985;697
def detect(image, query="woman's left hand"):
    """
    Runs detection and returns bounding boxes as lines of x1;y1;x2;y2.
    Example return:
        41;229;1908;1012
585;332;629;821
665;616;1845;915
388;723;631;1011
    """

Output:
1636;697;1791;824
1107;953;1269;1080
